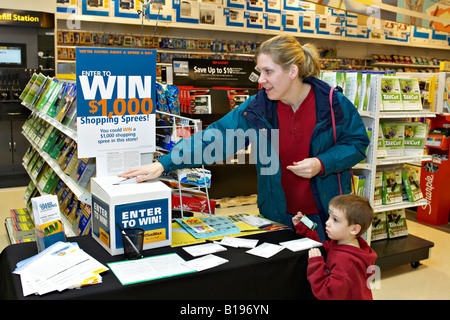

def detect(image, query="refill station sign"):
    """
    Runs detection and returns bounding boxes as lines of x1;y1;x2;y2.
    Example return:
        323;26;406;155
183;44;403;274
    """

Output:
91;176;172;255
76;47;157;158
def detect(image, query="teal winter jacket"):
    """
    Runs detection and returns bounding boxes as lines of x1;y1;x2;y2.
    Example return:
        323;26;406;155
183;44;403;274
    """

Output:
158;77;370;227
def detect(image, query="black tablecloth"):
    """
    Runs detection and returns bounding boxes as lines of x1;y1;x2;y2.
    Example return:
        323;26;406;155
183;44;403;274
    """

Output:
0;230;315;300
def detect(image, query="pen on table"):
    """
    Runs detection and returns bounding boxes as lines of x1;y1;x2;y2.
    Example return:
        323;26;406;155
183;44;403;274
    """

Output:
116;223;144;259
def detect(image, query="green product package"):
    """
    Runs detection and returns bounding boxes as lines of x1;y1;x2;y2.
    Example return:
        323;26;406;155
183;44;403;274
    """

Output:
381;77;403;111
381;122;405;157
36;79;59;111
19;73;38;100
404;123;427;156
382;169;402;205
402;167;424;202
386;209;408;238
23;73;46;106
42;129;62;153
399;78;422;110
371;212;387;241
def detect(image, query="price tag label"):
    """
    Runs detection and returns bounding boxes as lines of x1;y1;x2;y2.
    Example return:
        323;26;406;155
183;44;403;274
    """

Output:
76;48;157;158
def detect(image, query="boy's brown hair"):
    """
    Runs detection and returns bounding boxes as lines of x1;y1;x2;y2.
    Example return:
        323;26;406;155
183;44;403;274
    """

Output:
329;194;373;238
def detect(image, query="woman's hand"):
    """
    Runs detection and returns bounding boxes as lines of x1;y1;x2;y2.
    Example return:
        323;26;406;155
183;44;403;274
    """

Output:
287;157;322;179
118;161;164;183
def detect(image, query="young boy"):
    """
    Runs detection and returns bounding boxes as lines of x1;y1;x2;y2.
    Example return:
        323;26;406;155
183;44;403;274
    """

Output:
292;194;377;300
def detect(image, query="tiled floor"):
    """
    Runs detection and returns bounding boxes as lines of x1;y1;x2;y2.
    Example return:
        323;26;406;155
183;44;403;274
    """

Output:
1;187;449;300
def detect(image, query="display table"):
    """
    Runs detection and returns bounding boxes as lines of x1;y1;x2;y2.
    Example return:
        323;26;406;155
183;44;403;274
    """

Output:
0;230;316;300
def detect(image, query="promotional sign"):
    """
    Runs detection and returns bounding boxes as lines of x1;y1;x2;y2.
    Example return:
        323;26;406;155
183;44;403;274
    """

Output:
172;58;258;88
76;47;157;158
417;158;450;226
91;176;172;256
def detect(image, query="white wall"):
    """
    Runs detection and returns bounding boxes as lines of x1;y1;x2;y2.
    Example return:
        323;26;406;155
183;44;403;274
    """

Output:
0;0;56;13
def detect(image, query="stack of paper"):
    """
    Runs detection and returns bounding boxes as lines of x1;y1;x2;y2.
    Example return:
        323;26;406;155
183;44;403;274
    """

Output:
13;242;108;296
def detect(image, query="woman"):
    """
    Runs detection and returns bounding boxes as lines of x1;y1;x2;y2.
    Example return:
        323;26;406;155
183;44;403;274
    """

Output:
119;34;370;240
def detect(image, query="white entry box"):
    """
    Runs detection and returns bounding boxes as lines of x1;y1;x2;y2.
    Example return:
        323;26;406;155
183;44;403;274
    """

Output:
91;176;172;256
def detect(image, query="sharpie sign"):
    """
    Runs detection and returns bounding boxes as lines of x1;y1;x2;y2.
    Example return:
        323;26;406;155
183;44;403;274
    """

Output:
76;48;157;158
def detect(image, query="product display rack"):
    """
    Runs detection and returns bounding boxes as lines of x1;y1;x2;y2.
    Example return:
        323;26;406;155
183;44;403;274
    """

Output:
5;75;213;243
155;110;214;218
15;78;85;237
352;73;435;269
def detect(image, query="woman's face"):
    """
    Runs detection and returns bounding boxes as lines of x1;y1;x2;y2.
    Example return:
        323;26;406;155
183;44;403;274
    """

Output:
256;53;293;102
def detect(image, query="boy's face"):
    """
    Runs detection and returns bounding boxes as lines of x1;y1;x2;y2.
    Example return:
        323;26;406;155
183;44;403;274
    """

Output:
326;206;359;242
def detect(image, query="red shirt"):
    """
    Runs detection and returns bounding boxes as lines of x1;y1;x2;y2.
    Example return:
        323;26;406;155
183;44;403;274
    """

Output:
277;87;318;215
295;222;377;300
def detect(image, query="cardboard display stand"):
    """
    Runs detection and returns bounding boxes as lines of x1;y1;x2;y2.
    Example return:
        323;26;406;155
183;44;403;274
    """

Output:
91;176;172;255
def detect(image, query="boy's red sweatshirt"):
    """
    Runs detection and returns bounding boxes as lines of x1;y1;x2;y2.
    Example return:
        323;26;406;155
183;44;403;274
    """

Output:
295;222;377;300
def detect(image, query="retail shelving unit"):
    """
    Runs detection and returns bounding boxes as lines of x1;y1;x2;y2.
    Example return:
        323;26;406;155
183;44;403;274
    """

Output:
53;10;449;77
353;73;435;269
16;79;84;237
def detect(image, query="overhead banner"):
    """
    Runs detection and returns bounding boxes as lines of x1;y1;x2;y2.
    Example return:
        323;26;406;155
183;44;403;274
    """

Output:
76;47;157;158
172;58;259;89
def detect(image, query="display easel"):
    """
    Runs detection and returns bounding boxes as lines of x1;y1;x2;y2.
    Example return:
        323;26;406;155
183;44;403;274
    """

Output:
156;110;213;218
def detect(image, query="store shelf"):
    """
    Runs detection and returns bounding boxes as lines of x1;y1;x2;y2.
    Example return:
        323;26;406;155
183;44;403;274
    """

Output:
55;12;450;51
348;73;436;270
376;155;432;166
22;132;90;206
373;199;428;213
372;234;434;270
21;99;77;142
372;62;439;69
380;111;436;119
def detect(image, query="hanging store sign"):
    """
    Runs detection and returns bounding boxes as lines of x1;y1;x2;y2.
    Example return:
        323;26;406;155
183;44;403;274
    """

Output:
76;47;157;158
172;58;259;89
0;9;42;27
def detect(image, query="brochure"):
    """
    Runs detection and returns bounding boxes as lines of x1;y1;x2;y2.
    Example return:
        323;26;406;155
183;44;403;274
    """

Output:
181;217;215;233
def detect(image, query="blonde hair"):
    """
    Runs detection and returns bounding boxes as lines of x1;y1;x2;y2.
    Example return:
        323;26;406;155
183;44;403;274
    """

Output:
255;34;320;79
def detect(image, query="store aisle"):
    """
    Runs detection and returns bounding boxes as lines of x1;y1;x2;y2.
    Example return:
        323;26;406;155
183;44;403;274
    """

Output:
1;187;449;300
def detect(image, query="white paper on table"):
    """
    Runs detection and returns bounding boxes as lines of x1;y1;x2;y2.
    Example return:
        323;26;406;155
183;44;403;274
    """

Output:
182;242;227;257
279;238;323;252
219;236;258;248
14;241;74;274
107;253;195;285
16;243;108;296
20;272;43;297
182;254;229;271
246;242;285;258
239;215;273;227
